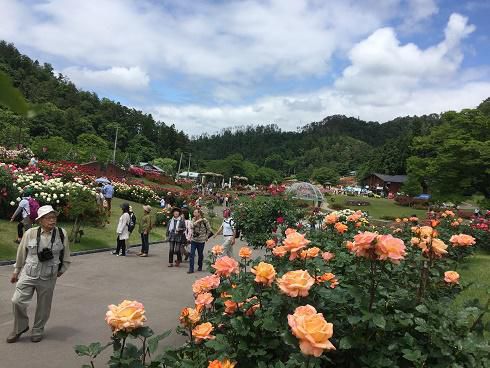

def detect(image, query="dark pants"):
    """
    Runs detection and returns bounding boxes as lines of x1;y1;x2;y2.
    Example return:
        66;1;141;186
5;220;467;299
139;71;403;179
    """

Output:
189;241;205;272
140;233;149;254
169;241;182;264
116;237;126;256
17;222;24;238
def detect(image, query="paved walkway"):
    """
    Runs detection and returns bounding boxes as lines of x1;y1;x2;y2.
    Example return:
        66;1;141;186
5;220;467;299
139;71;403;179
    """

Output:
0;236;247;368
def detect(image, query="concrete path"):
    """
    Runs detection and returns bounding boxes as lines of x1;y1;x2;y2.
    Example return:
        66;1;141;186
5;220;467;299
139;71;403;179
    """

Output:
0;236;248;368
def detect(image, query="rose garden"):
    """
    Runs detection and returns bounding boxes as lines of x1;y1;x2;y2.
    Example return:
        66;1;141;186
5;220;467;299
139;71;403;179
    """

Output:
0;148;488;368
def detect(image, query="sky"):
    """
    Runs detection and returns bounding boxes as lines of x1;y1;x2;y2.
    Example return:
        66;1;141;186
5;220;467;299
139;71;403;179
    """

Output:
1;0;489;135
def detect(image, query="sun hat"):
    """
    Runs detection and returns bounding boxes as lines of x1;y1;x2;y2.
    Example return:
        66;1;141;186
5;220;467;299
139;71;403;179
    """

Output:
36;205;59;221
120;202;130;211
143;205;152;212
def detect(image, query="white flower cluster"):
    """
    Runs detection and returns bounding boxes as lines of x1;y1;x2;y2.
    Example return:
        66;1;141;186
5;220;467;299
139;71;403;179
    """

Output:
114;182;159;204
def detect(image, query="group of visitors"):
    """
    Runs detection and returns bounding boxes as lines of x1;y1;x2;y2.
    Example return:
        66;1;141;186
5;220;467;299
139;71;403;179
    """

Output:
112;203;150;257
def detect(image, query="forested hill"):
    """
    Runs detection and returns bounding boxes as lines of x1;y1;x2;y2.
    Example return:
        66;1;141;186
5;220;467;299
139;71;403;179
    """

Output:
0;41;189;163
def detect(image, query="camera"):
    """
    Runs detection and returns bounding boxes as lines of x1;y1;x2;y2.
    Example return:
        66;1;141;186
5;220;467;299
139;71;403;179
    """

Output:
38;248;54;262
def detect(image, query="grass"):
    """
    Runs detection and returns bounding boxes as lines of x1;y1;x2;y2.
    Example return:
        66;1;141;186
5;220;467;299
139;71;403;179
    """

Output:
329;194;427;220
0;198;168;261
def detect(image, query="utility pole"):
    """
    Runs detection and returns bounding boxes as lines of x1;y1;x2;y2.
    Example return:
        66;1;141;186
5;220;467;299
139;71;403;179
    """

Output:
176;152;183;180
187;153;191;178
112;125;119;164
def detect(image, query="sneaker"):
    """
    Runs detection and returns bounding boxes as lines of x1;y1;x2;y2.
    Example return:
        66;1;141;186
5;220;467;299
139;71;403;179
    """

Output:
139;254;148;257
6;326;29;343
112;251;118;255
31;335;43;343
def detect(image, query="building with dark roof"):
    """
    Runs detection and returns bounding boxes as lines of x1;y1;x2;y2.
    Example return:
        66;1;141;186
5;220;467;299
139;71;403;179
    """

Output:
362;173;407;196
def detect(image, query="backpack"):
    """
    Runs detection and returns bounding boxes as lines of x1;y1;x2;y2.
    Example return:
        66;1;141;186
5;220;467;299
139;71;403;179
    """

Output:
128;213;137;233
28;198;40;220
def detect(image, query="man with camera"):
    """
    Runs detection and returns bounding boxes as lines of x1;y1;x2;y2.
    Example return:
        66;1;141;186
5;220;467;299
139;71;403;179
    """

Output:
7;205;71;343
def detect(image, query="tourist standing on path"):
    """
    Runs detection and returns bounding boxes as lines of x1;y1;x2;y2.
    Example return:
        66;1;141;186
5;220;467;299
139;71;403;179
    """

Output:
188;209;211;274
113;203;130;256
102;182;114;214
138;205;152;257
10;189;36;244
182;208;192;261
213;209;236;257
7;205;71;343
167;208;185;267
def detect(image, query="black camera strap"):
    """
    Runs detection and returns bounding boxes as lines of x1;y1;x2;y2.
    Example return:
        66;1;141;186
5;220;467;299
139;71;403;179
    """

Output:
36;227;57;256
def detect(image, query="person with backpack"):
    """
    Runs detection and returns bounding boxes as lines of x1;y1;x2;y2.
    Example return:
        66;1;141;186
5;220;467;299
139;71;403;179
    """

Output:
125;206;137;254
213;208;236;257
7;205;71;343
188;208;211;274
166;207;186;267
113;202;131;256
182;208;193;261
10;189;39;244
138;205;152;257
101;181;114;215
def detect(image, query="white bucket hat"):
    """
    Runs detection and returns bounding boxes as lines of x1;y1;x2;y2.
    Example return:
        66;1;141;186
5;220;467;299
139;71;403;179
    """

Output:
36;205;59;221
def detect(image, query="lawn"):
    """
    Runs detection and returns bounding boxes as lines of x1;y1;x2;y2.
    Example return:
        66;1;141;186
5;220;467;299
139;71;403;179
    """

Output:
0;198;168;261
329;194;427;220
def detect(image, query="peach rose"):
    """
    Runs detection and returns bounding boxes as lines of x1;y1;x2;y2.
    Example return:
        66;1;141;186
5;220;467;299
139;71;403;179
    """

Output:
192;275;221;294
212;245;224;255
324;213;338;224
285;228;297;235
444;271;460;284
287;304;335;357
409;216;419;222
239;247;252;259
223;300;238;315
193;322;215;343
105;300;147;333
345;241;355;252
277;270;315;297
243;296;260;316
431;219;440;227
375;234;406;264
410;237;420;246
449;234;476;247
395;218;401;223
251;262;276;286
334;222;348;234
283;230;311;260
266;239;276;249
195;292;214;308
179;307;201;326
212;256;239;277
403;218;409;222
315;272;339;288
347;213;361;222
272;245;288;257
208;359;236;368
418;226;435;239
322;251;335;262
430;238;448;258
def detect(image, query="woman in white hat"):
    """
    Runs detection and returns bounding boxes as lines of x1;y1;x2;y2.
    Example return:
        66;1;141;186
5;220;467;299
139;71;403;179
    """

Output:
138;205;153;257
7;205;71;343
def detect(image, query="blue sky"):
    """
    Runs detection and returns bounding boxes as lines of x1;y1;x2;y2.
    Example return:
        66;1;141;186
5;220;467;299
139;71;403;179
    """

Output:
1;0;489;134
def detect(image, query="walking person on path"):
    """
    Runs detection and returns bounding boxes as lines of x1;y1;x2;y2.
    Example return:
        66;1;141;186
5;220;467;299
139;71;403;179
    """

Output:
7;205;71;343
102;181;114;215
10;188;37;244
182;208;193;261
188;208;211;274
166;208;185;267
213;208;236;257
138;205;152;257
113;203;131;256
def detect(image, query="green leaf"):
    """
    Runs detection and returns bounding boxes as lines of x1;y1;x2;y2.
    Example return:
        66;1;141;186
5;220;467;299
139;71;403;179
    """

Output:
339;336;353;349
74;345;90;357
147;330;172;354
372;315;386;329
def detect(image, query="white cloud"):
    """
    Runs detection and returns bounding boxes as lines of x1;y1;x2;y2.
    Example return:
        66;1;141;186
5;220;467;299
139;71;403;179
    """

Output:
62;66;149;91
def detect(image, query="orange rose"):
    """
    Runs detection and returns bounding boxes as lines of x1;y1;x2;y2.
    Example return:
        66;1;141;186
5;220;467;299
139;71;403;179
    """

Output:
212;256;239;277
277;270;315;297
449;234;476;247
105;300;147;333
324;213;338;224
409;216;419;222
431;219;440;227
287;304;335;357
410;237;420;246
208;359;236;368
347;213;361;222
349;231;377;257
322;251;335;262
451;221;460;227
283;230;311;260
251;262;276;286
402;218;409;222
418;226;435;239
193;322;215;343
444;271;460;284
375;234;406;264
223;300;238;315
265;239;276;249
285;228;297;235
306;247;321;258
192;275;221;294
334;222;348;234
345;241;355;252
272;245;288;257
239;247;252;259
430;238;448;258
212;245;224;255
179;307;201;326
243;296;260;316
315;272;339;288
395;218;401;223
195;292;214;308
457;217;464;223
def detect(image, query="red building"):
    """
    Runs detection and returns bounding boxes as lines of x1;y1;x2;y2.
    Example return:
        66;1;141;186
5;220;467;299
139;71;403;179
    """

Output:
79;161;127;179
362;173;407;196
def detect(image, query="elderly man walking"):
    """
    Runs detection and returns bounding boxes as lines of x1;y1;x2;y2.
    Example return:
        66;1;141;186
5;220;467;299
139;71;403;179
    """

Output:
7;205;71;343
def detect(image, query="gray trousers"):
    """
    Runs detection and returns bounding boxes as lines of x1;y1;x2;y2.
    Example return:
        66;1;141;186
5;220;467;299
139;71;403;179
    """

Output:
12;276;57;337
223;236;234;257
